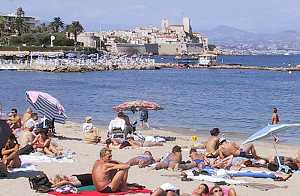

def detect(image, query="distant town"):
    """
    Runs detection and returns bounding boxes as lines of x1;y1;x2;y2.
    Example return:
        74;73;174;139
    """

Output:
0;7;299;56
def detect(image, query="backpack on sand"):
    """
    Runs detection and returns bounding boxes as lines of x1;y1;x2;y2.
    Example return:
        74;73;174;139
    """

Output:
28;173;52;193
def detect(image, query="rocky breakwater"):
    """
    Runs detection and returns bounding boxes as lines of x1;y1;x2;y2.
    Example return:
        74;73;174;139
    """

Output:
18;63;161;72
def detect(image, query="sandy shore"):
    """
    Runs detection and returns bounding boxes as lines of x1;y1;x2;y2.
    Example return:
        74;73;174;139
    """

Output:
0;121;299;196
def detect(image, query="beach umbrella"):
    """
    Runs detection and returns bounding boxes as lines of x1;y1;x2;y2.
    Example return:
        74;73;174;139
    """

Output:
25;91;67;124
113;100;162;111
0;120;12;149
242;123;300;145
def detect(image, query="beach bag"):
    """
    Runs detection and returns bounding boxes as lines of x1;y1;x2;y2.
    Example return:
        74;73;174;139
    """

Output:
28;173;52;193
19;144;34;155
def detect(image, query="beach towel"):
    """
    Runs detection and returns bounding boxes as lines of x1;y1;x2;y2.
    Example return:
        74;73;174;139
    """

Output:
48;186;152;196
186;170;246;185
8;163;37;173
20;154;74;164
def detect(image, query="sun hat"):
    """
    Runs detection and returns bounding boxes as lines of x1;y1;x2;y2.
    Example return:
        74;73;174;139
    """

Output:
85;116;92;122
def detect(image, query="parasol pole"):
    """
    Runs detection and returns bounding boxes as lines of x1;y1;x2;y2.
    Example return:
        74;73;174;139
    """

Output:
271;133;290;173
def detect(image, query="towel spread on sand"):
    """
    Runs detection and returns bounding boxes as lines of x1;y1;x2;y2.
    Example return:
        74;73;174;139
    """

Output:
186;170;247;185
48;186;152;196
8;163;37;173
20;154;74;164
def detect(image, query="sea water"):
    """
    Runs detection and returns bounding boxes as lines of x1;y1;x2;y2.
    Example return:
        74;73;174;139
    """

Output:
1;55;300;144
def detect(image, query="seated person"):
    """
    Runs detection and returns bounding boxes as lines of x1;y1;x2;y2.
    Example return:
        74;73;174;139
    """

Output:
127;137;163;148
51;173;93;188
92;147;130;193
267;155;299;172
218;139;262;160
127;151;157;167
203;128;221;157
32;128;62;156
82;116;100;144
108;112;126;138
1;134;21;169
22;107;32;128
7;108;22;133
25;112;40;135
155;145;182;170
19;121;35;148
119;112;134;137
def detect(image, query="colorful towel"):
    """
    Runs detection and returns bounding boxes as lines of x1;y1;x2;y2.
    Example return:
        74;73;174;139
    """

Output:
49;187;152;195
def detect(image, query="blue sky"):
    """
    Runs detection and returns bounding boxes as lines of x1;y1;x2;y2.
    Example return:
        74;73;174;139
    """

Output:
1;0;299;33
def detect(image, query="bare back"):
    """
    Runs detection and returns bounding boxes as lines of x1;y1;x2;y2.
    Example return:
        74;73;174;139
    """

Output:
219;142;240;157
205;136;219;154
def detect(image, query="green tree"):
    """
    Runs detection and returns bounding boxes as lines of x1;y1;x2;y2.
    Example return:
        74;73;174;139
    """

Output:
49;17;64;33
0;16;6;37
66;21;84;46
14;16;28;36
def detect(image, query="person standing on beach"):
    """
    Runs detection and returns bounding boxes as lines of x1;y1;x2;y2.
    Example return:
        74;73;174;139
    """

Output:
92;147;130;193
272;108;280;125
140;109;149;129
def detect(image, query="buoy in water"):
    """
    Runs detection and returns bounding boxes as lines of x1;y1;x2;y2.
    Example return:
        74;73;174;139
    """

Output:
288;71;292;74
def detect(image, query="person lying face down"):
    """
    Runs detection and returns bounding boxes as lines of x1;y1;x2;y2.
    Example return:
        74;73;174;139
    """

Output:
51;173;93;188
127;151;158;167
154;145;182;170
218;139;263;160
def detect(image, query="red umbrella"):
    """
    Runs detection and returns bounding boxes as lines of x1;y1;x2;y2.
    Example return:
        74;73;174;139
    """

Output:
113;100;162;111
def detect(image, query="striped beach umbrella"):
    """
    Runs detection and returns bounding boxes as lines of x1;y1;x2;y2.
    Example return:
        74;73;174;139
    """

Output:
25;91;67;124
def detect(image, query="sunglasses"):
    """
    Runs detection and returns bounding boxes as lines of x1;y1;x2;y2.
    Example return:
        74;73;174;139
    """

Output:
213;189;222;193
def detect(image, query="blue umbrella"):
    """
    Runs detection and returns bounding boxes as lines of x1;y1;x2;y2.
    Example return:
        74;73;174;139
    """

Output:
26;91;67;124
242;124;300;144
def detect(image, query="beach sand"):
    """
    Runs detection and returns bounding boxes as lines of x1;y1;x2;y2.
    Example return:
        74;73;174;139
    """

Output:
1;121;299;196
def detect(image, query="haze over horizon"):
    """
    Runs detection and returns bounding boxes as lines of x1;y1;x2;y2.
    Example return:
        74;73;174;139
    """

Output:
1;0;299;33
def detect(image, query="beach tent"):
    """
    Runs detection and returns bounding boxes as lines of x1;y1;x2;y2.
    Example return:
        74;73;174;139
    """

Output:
0;120;12;149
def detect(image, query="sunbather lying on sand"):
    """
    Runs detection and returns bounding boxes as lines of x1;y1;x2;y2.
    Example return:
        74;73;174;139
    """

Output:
1;134;21;169
32;128;62;156
92;147;130;193
267;156;299;172
127;151;158;167
192;184;237;196
218;139;263;160
51;173;93;188
155;145;182;170
127;137;163;148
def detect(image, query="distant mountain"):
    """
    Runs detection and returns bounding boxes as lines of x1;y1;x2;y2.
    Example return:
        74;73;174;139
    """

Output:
202;25;258;42
201;25;300;49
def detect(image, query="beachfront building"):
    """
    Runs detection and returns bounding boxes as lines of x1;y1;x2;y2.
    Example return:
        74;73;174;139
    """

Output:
73;16;209;55
0;8;39;33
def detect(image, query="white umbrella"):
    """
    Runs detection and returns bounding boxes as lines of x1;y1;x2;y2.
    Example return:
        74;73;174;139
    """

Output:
243;123;300;145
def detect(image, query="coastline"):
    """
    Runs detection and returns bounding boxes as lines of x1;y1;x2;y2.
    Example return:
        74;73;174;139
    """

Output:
1;63;300;73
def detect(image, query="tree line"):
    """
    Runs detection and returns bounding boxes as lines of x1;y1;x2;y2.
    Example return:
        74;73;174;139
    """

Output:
0;7;84;47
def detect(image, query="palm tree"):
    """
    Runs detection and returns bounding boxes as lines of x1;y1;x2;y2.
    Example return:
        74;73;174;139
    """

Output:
49;17;64;33
66;21;84;46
